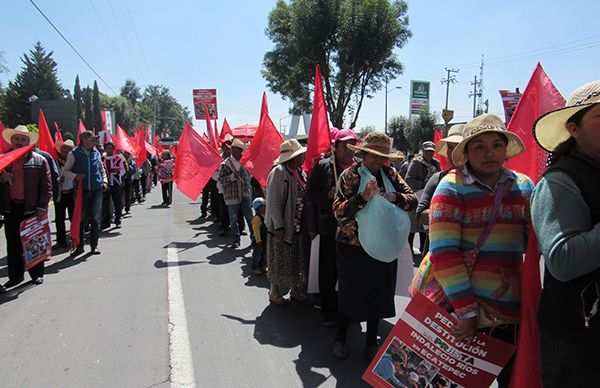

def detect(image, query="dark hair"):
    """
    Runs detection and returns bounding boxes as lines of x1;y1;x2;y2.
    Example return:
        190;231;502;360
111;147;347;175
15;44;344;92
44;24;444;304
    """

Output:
567;104;595;127
546;105;595;166
104;141;114;148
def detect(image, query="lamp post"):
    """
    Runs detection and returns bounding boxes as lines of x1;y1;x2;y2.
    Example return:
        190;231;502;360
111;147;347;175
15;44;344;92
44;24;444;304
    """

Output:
384;79;402;135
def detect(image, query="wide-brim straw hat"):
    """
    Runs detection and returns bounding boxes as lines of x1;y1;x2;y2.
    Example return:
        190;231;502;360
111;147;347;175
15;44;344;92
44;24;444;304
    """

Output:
452;113;525;167
276;138;306;164
347;132;403;162
55;139;75;151
2;125;39;144
230;138;247;151
533;80;600;152
435;124;464;158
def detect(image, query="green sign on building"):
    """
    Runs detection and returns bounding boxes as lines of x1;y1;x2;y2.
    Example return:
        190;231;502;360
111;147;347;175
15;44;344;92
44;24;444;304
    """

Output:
410;80;430;115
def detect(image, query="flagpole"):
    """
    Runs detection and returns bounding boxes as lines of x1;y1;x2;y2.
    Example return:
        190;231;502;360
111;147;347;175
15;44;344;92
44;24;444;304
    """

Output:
330;144;338;184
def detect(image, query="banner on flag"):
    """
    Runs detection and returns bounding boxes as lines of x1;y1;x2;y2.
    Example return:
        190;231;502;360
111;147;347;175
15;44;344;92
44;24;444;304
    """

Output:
20;216;52;270
193;89;218;120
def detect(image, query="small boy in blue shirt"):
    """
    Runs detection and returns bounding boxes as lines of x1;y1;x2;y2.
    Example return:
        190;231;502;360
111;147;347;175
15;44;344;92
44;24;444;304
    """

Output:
251;197;267;276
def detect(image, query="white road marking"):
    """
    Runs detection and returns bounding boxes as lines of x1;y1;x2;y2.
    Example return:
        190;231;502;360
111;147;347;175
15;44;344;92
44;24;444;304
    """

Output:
167;244;197;387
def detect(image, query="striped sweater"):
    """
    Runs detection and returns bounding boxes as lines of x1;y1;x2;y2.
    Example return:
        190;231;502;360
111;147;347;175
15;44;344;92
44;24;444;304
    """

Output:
429;167;533;321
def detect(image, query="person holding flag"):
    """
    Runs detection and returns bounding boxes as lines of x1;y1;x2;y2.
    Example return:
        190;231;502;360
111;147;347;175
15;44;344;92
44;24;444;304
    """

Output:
54;139;76;249
0;125;52;287
101;142;127;228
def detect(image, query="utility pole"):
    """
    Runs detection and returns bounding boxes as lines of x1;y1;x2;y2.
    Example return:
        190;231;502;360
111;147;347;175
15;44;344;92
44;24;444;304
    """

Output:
384;77;402;135
441;68;458;132
469;75;482;118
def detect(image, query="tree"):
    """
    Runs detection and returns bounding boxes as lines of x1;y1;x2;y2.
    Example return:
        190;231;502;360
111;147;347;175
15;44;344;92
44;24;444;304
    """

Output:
92;81;102;132
1;41;64;126
263;0;411;129
358;125;377;139
403;109;439;153
138;84;191;139
100;94;139;131
388;115;411;153
0;51;7;117
74;75;83;121
83;85;93;130
120;79;141;106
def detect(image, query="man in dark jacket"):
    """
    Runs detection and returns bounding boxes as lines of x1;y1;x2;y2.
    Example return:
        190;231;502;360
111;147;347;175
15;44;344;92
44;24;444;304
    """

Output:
0;125;52;287
307;128;358;326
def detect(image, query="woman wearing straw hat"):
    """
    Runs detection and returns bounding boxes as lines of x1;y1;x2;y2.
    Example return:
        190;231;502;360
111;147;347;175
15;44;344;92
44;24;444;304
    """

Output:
332;132;417;360
530;80;600;387
265;139;309;305
428;114;533;387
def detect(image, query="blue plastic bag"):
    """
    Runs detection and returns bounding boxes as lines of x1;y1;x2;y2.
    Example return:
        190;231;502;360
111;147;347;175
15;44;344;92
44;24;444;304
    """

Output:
355;165;410;262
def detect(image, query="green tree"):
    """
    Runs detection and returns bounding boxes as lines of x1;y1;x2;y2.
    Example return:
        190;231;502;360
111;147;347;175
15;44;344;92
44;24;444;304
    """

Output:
73;75;83;121
100;94;139;131
138;85;191;139
0;51;7;117
263;0;411;129
83;85;93;130
92;81;102;131
403;109;439;153
120;79;141;106
1;41;64;126
358;125;377;139
388;115;411;153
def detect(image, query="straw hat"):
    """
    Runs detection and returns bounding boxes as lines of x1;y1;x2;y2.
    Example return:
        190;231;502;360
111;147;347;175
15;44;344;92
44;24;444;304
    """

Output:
55;139;75;151
230;138;247;151
276;138;306;164
534;80;600;152
451;113;525;167
347;132;403;162
435;124;464;158
2;125;39;144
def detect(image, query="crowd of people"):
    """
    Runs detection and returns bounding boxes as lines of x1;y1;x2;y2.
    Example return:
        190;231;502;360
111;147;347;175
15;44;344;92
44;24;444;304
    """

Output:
0;128;174;289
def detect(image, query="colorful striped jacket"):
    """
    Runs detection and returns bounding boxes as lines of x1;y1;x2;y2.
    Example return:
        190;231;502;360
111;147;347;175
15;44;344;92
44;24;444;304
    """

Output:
429;167;533;321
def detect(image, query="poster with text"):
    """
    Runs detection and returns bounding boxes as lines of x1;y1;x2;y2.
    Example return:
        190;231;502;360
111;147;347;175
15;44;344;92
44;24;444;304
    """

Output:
20;216;52;270
192;89;218;120
363;292;515;388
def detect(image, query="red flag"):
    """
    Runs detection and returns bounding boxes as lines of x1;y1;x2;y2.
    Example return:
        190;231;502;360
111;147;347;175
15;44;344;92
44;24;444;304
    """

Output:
114;125;140;156
433;127;451;170
77;120;87;143
213;119;220;146
54;122;64;143
505;63;565;183
220;118;233;140
38;110;59;160
70;180;84;251
204;102;218;150
153;134;163;154
509;228;542;388
303;64;331;174
173;123;222;200
0;144;35;172
241;93;284;187
0;121;13;153
134;129;148;167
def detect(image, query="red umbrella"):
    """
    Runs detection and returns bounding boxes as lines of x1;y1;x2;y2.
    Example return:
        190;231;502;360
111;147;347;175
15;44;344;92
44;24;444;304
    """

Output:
231;124;257;143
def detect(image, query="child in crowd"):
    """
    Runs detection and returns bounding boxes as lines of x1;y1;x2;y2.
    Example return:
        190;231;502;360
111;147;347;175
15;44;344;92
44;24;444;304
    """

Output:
251;197;267;276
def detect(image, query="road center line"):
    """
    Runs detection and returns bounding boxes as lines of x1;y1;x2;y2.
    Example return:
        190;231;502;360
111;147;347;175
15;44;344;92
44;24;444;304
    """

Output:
167;244;197;387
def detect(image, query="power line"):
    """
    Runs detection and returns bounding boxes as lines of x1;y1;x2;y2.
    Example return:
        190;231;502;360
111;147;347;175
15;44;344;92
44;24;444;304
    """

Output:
123;0;154;79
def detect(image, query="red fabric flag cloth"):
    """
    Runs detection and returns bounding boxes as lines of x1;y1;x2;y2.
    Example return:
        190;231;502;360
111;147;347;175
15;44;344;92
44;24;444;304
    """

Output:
0;144;35;172
213;119;220;146
433;126;451;170
38;110;59;160
241;92;284;187
220;118;233;140
173;123;222;200
153;134;164;154
204;102;219;150
77;120;87;143
134;129;148;167
509;227;543;388
70;180;84;251
505;63;566;183
54;122;64;143
0;121;13;153
145;139;157;156
303;64;332;174
114;125;140;156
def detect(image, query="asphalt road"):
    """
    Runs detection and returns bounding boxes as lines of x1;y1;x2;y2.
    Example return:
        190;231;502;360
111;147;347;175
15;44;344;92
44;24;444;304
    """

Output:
0;187;412;388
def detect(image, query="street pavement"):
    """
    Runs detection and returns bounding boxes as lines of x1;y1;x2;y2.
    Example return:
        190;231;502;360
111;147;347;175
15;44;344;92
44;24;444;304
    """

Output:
0;187;412;388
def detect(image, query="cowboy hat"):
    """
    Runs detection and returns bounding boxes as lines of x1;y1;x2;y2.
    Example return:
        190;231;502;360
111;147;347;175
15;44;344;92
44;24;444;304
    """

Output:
230;138;247;151
55;139;75;151
2;125;39;144
347;132;404;162
276;138;306;165
534;80;600;152
451;113;525;167
435;124;464;158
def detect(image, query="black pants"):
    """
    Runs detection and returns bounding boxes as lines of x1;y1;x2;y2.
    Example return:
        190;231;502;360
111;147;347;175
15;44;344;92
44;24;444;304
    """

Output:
319;234;338;318
141;173;148;196
217;193;229;229
4;202;44;281
335;313;379;346
55;191;74;245
161;182;173;205
133;178;142;202
480;324;518;388
123;180;132;212
102;185;122;226
201;179;216;216
540;329;600;388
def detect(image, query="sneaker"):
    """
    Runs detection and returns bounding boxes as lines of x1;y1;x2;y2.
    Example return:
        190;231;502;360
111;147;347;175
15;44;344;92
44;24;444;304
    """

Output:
230;242;240;249
3;278;24;288
332;342;348;360
91;248;101;255
115;222;121;228
71;246;84;257
241;231;248;236
33;277;44;285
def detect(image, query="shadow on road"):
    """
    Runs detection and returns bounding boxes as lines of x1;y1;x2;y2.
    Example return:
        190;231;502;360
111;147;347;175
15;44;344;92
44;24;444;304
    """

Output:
153;259;205;268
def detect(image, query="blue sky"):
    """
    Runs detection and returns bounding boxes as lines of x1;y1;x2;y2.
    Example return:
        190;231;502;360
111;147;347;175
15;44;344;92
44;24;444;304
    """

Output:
2;0;600;134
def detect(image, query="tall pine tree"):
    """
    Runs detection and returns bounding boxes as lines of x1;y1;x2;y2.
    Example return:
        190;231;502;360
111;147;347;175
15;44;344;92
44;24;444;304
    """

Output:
1;41;64;126
74;75;82;121
92;81;102;132
83;86;93;131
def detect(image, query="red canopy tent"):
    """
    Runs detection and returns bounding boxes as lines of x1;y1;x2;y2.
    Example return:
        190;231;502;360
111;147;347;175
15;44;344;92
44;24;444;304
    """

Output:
231;124;257;143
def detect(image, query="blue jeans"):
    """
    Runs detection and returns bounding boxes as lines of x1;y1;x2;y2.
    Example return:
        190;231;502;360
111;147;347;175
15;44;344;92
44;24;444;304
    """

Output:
227;198;253;244
252;243;266;269
80;189;103;249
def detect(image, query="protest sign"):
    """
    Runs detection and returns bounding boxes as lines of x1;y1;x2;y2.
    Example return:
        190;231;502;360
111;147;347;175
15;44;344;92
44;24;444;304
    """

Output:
20;216;52;271
363;292;515;388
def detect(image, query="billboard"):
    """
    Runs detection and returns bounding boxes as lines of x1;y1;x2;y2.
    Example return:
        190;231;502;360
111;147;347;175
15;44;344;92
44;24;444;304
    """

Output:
193;89;218;120
499;88;522;124
410;81;430;115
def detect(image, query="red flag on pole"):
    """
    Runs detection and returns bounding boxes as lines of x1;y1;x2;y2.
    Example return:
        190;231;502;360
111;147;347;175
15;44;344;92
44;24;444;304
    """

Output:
241;92;284;187
433;127;451;170
153;134;163;154
134;129;148;167
204;102;218;150
38;110;59;160
0;144;35;172
504;63;565;183
70;180;84;251
173;123;222;200
509;228;543;388
213;119;220;146
54;122;64;143
303;64;331;174
220;118;233;140
0;121;13;153
77;120;87;143
114;125;140;155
